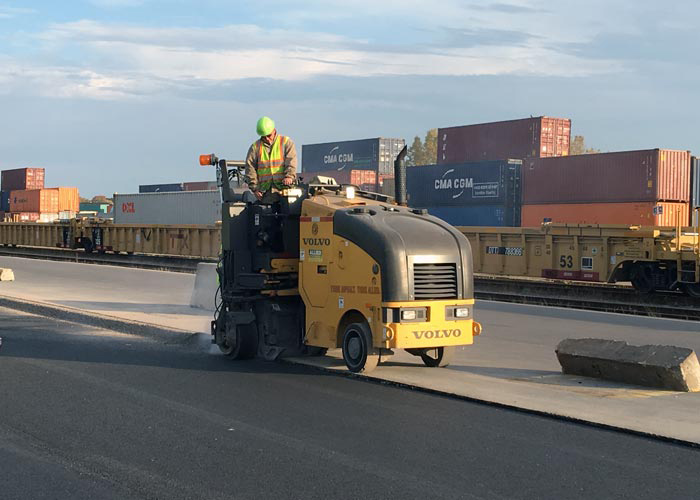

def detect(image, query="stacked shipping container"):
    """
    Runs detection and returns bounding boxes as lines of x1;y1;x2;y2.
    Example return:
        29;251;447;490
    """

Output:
406;160;522;226
302;169;377;191
521;149;692;226
114;190;221;225
302;137;406;177
437;117;571;165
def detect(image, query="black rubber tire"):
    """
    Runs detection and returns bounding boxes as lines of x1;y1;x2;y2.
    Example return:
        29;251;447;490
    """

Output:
219;323;258;359
342;322;379;373
420;346;455;368
630;264;655;294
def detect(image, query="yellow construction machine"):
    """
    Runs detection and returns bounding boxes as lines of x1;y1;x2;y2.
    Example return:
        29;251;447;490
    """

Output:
199;148;481;372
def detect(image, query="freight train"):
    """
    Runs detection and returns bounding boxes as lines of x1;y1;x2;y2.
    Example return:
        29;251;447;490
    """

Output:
2;218;700;297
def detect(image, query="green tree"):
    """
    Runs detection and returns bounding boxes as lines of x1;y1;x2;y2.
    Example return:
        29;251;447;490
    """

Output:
406;136;424;166
423;128;437;165
570;135;601;155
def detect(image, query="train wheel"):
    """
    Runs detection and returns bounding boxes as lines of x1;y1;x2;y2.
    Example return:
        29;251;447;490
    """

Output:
631;264;654;294
342;322;379;373
682;283;700;298
420;347;455;368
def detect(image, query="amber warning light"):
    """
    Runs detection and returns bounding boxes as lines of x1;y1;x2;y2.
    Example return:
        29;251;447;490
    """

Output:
199;154;216;166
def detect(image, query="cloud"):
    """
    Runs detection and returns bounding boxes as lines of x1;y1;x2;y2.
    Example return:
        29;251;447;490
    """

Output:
0;5;35;18
0;17;618;101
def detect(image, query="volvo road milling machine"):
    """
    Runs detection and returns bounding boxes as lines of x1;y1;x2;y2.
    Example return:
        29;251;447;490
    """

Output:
199;147;482;373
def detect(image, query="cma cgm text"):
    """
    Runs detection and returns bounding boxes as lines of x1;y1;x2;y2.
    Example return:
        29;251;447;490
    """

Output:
435;178;474;190
324;153;354;164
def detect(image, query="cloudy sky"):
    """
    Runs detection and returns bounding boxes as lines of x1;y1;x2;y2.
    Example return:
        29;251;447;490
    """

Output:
0;0;697;196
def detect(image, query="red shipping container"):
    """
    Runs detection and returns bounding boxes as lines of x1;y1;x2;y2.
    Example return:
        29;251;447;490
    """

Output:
522;202;689;227
437;117;571;164
9;189;59;213
49;187;80;212
183;181;218;191
303;169;377;186
523;149;691;204
1;167;45;192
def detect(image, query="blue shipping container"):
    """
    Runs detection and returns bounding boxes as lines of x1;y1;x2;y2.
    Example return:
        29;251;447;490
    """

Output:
0;191;8;212
426;204;520;227
406;160;522;208
139;183;185;193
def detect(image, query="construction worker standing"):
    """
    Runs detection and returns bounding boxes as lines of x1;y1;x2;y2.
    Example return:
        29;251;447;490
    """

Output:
245;116;297;202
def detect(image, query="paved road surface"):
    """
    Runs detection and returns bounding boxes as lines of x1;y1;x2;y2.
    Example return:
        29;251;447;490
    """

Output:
1;307;699;500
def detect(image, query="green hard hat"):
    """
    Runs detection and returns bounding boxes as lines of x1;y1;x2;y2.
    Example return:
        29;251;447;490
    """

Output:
256;116;275;136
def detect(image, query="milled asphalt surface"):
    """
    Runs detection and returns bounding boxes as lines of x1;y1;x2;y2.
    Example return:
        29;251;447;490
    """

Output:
2;254;700;443
2;307;700;500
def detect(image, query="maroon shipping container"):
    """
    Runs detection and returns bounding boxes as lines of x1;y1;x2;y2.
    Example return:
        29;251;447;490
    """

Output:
437;117;571;164
1;167;45;192
183;181;218;191
523;149;691;204
302;169;377;186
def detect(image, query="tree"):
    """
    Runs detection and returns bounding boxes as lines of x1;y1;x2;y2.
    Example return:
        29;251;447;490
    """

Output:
406;136;424;166
570;135;601;155
406;128;438;166
423;128;437;165
91;195;113;205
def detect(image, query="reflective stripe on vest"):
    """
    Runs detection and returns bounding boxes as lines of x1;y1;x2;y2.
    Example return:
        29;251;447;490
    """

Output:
255;135;287;191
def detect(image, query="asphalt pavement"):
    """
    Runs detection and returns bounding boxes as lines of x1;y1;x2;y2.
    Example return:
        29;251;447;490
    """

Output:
1;307;699;500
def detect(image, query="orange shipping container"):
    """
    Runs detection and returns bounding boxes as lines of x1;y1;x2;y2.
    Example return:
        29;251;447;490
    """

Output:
50;187;79;212
522;202;690;227
9;189;59;213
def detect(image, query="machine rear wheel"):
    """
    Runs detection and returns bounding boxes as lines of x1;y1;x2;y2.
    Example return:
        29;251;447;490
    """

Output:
219;323;258;359
342;322;379;373
419;347;455;368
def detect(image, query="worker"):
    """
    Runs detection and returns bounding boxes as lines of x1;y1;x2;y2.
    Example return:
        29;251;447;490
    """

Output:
245;116;297;203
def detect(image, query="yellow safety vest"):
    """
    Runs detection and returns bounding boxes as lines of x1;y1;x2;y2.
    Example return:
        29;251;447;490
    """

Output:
254;135;288;191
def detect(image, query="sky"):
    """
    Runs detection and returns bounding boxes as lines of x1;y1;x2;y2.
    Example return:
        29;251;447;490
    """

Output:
0;0;698;197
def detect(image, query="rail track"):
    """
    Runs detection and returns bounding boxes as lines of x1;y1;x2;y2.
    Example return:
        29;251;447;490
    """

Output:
1;245;698;321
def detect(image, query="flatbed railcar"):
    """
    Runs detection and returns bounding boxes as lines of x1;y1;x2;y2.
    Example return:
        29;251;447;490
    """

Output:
2;219;700;297
459;223;700;297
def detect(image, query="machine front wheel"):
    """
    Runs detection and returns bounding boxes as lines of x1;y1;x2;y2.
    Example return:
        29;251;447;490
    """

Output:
419;346;455;368
682;283;700;299
342;322;379;373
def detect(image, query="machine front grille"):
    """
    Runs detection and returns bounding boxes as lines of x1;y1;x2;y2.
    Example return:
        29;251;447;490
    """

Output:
413;263;458;299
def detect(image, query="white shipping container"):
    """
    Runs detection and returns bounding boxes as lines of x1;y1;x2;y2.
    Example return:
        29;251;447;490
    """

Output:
114;190;221;225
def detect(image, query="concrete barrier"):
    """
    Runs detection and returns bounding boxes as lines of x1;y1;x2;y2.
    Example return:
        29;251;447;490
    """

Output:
0;268;14;281
190;262;218;311
556;338;700;392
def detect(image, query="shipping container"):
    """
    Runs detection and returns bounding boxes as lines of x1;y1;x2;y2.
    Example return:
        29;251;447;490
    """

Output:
521;202;689;227
426;204;520;227
437;117;570;164
114;190;221;225
302;168;377;187
80;202;112;214
302;137;405;176
139;183;185;193
183;181;218;191
50;187;79;212
523;149;691;204
0;191;8;212
406;160;522;209
1;167;45;192
379;175;395;197
9;189;59;213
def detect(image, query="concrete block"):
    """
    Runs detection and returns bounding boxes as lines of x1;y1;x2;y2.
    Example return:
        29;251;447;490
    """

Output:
556;338;700;392
189;263;218;311
0;268;14;281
